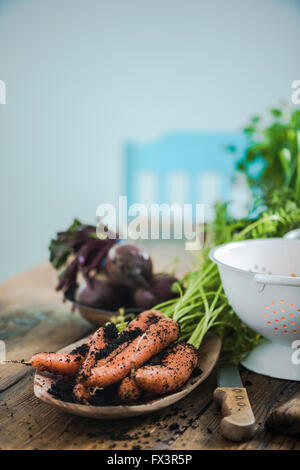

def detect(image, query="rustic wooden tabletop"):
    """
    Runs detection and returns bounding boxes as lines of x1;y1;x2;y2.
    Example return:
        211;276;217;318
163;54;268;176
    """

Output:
1;255;300;450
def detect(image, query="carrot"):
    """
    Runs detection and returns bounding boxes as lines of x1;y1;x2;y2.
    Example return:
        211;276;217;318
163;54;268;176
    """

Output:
83;318;180;388
30;324;117;380
30;352;85;377
73;311;165;403
118;376;142;403
73;383;93;404
74;324;119;402
28;332;103;377
76;327;109;381
95;309;165;367
134;342;198;395
127;310;166;330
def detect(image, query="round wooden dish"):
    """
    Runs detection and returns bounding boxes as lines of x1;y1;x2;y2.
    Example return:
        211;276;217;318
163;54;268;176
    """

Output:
64;289;142;326
34;333;221;419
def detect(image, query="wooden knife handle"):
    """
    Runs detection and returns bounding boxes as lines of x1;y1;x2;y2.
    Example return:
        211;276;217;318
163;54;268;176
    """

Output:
213;387;255;442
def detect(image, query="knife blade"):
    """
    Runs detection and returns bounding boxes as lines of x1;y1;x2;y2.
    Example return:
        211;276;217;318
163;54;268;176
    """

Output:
213;365;255;442
218;365;244;388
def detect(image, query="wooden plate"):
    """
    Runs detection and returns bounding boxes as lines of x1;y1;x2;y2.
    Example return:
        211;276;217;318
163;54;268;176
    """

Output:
64;289;142;327
34;333;221;419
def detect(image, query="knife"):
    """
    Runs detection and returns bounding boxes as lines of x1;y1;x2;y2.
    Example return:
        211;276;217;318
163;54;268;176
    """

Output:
213;365;256;442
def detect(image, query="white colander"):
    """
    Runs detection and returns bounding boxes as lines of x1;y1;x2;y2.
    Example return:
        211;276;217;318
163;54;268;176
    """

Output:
210;229;300;380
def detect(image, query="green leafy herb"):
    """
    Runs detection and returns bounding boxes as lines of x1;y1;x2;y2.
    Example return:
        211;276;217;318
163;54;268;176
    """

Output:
112;105;300;363
237;107;300;208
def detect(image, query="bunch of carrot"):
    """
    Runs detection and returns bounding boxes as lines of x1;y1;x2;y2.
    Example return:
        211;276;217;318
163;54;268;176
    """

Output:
29;310;198;404
114;260;226;351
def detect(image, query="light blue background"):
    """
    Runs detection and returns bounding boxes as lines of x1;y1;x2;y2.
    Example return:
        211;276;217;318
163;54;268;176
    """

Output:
0;0;299;281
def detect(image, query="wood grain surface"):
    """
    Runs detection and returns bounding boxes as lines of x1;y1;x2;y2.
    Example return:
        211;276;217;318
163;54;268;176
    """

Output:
1;257;300;450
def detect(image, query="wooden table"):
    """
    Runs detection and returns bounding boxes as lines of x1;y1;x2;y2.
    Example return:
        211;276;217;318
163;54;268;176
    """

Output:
1;260;300;450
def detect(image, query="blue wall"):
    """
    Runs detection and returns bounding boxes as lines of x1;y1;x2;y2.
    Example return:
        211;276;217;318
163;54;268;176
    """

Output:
0;0;299;281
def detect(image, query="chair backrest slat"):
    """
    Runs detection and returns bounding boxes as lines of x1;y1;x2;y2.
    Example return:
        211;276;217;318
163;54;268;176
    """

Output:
126;132;247;220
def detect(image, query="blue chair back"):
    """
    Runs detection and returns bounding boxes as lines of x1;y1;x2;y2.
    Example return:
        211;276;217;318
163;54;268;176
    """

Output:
125;132;247;220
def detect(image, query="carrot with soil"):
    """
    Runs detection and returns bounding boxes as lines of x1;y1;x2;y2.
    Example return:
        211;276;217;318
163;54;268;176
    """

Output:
135;342;198;395
74;310;164;403
118;377;142;403
81;318;180;388
29;352;86;377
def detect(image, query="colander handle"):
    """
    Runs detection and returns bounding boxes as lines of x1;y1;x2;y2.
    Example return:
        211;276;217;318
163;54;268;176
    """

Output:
284;229;300;240
254;273;300;289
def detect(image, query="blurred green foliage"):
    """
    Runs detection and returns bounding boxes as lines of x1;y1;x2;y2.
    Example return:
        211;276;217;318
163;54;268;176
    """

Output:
236;107;300;207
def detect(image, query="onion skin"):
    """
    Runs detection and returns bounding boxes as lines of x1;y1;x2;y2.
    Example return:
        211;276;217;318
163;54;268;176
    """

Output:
106;244;153;288
75;278;124;310
151;274;178;304
134;288;157;310
134;274;179;309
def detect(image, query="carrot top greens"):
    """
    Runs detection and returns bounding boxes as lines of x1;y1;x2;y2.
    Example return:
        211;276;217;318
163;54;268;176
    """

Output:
114;107;300;363
156;199;300;362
